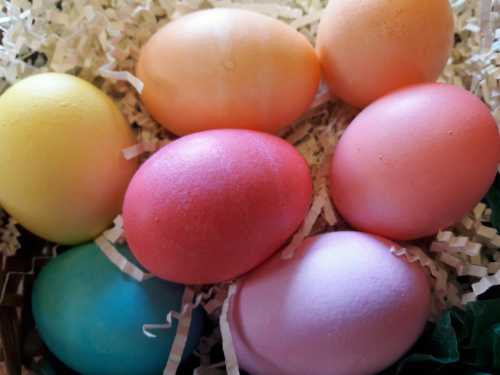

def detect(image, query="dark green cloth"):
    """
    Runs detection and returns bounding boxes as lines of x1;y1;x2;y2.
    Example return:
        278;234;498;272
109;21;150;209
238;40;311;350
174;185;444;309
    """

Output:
379;299;500;375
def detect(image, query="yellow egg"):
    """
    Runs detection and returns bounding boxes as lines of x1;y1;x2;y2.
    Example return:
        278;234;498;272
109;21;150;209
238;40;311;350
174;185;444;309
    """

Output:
0;73;138;245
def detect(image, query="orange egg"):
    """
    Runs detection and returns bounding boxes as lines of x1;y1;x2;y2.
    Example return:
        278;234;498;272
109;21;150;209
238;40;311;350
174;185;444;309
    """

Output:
330;84;500;241
317;0;454;108
137;9;321;135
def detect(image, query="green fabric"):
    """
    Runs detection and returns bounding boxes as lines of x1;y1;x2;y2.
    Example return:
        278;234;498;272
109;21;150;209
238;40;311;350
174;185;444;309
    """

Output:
381;177;500;375
379;299;500;374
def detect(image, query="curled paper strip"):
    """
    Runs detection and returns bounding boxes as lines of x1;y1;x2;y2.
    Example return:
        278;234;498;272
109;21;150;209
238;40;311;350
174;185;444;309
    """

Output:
122;140;159;160
98;64;144;94
438;252;465;275
281;188;330;260
473;202;488;221
202;286;228;315
220;283;240;375
94;236;153;282
390;245;449;310
102;215;124;243
456;204;500;248
471;270;500;295
462;264;488;278
474;223;498;244
391;246;442;281
431;230;483;257
143;286;219;338
309;79;331;109
122;143;147;160
434;203;500;305
163;287;195;375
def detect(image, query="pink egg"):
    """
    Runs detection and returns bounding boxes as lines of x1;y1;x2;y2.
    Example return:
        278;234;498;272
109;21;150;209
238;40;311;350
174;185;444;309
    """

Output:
331;83;500;240
229;231;431;375
123;129;312;284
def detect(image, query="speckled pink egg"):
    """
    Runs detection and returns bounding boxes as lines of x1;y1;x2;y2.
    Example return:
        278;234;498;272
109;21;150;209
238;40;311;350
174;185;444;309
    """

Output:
229;231;431;375
123;129;312;285
331;83;500;241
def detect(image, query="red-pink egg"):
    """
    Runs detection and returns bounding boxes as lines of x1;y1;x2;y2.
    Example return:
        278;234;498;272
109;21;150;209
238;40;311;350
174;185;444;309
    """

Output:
331;83;500;240
123;129;312;284
229;231;431;375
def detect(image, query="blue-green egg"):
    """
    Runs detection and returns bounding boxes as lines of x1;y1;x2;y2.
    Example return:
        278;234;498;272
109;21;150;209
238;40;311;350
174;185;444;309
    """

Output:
32;242;204;375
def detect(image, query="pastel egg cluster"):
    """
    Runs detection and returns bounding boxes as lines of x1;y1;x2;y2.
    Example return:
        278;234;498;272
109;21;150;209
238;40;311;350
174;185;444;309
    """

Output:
0;2;498;374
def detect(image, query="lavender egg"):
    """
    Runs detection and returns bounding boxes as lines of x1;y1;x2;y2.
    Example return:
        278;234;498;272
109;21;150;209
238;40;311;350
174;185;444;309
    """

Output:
228;231;431;375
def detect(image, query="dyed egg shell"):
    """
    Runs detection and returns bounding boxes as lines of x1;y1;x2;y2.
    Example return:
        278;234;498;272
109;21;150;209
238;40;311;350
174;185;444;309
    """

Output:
137;8;320;135
123;129;312;284
229;231;431;375
32;242;204;375
0;73;138;245
317;0;454;108
330;83;500;241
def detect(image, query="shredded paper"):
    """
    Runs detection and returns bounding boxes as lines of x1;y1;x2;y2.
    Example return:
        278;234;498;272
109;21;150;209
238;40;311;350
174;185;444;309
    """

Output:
95;235;153;282
0;211;20;257
0;0;500;373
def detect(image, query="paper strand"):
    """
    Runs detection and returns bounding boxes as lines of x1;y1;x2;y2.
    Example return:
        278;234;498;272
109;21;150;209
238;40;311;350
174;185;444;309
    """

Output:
0;255;52;303
202;287;228;315
220;283;240;375
163;287;195;375
143;286;220;338
94;236;153;282
390;245;449;311
479;0;494;53
97;64;144;94
102;215;124;243
281;191;324;259
122;141;159;160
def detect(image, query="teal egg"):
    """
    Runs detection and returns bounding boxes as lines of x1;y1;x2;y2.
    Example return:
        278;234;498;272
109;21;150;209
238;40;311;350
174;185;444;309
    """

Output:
32;242;204;375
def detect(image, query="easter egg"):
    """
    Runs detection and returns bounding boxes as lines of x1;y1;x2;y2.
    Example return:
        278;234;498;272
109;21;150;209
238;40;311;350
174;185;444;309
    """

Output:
228;231;431;375
330;83;500;241
136;8;321;135
0;73;138;245
32;242;204;375
123;129;312;284
317;0;454;108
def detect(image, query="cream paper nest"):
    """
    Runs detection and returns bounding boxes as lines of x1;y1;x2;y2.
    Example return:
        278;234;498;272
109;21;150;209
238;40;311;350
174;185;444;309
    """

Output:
0;0;500;372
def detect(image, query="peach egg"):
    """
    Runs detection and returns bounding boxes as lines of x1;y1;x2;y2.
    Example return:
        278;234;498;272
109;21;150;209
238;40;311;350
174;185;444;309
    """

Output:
317;0;454;108
330;83;500;241
137;8;321;135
